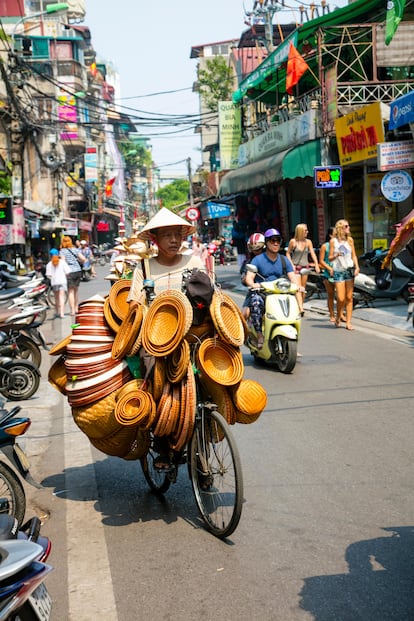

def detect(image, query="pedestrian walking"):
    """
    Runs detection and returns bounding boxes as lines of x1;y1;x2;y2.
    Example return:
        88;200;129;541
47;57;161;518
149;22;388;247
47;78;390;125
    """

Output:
60;236;85;316
329;219;360;330
45;248;70;318
286;223;320;313
319;227;336;322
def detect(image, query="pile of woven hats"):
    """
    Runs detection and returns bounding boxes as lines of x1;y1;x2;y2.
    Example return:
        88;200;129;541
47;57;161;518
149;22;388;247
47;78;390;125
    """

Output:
48;278;267;460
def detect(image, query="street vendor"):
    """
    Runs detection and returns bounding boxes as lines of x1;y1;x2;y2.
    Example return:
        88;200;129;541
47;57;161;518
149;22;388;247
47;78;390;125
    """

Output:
127;207;207;471
128;207;205;300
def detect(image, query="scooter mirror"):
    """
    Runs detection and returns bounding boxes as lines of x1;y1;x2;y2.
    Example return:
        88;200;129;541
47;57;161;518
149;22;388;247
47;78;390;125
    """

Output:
245;264;258;273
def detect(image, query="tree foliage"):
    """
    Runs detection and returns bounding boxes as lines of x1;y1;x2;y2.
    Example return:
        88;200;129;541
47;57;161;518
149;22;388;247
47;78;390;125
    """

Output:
156;179;189;209
197;57;233;112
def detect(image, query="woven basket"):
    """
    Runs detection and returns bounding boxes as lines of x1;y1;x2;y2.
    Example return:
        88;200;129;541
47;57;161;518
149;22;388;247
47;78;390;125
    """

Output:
199;374;236;426
103;297;122;333
197;337;244;386
165;339;190;383
230;379;267;416
72;389;122;439
210;292;245;347
108;279;132;321
48;356;67;395
170;362;196;451
89;426;138;458
141;290;193;356
151;357;166;403
115;387;156;428
128;304;148;356
111;303;144;360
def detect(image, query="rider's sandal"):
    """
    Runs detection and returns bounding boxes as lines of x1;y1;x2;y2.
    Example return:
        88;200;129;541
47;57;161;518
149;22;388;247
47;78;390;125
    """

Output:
154;455;173;471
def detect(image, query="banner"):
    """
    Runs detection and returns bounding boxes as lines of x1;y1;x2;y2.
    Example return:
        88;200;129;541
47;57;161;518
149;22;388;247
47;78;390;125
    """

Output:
218;101;241;170
385;0;406;46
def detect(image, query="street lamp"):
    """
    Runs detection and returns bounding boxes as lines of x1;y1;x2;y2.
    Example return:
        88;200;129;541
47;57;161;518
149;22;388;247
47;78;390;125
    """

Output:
11;3;69;51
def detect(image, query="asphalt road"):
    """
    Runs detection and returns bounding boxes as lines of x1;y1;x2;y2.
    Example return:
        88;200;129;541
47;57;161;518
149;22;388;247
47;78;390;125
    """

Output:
17;263;414;620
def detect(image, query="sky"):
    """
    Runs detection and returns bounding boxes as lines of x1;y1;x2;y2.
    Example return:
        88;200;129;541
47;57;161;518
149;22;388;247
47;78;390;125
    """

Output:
83;0;349;179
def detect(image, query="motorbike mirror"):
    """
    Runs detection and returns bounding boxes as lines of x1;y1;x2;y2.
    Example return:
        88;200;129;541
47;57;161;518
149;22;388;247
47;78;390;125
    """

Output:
245;264;258;273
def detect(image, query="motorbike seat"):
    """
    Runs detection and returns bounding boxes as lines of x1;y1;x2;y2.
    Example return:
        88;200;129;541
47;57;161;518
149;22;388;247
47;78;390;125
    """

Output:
393;257;414;276
0;288;24;302
0;309;19;323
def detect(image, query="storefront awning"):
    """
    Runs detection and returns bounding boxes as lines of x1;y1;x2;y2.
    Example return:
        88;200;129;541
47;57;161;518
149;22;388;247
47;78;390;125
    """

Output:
218;140;321;196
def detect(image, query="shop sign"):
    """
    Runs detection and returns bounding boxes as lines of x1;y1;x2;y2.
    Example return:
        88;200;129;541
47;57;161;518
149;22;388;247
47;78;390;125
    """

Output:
381;170;413;202
219;101;241;170
377;140;414;171
84;146;98;182
62;218;78;236
389;90;414;130
335;102;385;165
314;166;342;188
96;221;110;232
206;202;231;219
0;197;13;225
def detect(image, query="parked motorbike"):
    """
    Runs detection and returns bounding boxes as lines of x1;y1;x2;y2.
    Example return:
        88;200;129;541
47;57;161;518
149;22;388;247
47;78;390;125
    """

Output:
244;265;301;373
0;326;44;368
0;356;40;401
0;398;42;525
353;249;414;307
0;514;52;620
406;282;414;328
0;302;48;330
305;270;326;300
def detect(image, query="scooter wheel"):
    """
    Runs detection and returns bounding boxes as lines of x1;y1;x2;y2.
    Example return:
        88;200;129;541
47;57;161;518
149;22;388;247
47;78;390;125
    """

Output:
275;337;297;374
0;360;40;401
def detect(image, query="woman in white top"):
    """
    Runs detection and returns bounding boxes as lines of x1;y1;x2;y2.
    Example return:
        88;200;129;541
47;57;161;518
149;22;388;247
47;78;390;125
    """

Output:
46;248;70;318
328;219;360;330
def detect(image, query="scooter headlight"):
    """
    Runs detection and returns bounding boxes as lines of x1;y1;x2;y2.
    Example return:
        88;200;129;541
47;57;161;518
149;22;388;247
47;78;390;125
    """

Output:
275;278;291;293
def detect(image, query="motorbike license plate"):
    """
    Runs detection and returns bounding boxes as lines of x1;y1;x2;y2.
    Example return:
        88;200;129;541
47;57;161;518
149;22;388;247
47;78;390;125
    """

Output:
29;582;52;620
14;443;30;472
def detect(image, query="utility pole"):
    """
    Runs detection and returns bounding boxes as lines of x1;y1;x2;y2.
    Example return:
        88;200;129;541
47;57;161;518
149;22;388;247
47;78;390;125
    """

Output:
187;157;194;209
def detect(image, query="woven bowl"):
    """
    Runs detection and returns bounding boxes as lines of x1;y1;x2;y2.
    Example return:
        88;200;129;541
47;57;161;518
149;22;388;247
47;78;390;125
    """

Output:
197;337;244;386
170;362;196;451
103;297;123;333
115;387;156;428
49;335;71;357
165;339;190;383
210;292;245;347
141;290;193;356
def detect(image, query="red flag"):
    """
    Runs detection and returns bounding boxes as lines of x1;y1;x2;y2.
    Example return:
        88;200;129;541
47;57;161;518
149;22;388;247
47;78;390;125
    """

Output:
286;43;309;95
105;177;116;197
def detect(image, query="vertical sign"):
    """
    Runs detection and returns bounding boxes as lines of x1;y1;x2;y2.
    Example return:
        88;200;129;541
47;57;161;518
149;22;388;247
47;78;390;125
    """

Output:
84;146;98;182
218;101;241;170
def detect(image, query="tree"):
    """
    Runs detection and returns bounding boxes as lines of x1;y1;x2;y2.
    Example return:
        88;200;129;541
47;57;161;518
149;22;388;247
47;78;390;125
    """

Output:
197;57;234;112
156;179;190;210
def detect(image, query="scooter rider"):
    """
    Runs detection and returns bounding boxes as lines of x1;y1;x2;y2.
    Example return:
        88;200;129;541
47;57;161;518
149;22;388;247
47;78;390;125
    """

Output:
244;228;298;348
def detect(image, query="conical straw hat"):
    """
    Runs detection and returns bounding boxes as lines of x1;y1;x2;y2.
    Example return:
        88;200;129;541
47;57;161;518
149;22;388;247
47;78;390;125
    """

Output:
137;207;196;240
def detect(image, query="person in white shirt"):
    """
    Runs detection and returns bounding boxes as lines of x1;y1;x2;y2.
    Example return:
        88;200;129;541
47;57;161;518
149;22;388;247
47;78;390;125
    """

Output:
46;248;70;318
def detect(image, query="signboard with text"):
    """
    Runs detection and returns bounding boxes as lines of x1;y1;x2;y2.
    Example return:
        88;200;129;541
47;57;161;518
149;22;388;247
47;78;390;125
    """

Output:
335;102;385;165
377;140;414;171
314;166;342;188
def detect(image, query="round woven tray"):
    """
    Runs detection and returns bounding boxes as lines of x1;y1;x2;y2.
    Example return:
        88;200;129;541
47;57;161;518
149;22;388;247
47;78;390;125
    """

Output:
108;279;132;322
210;292;245;347
141;290;193;356
197;337;244;386
111;303;144;360
48;356;67;395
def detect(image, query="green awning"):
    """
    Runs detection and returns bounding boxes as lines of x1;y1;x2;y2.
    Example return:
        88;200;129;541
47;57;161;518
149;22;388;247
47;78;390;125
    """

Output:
218;140;321;195
283;140;321;179
232;32;298;104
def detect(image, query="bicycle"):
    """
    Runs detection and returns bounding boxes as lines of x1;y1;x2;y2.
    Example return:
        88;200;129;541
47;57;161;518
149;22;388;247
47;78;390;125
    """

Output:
139;277;243;539
140;382;243;539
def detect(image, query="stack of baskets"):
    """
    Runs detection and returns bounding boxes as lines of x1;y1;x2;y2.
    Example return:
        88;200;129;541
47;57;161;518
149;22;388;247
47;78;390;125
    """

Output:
48;278;267;461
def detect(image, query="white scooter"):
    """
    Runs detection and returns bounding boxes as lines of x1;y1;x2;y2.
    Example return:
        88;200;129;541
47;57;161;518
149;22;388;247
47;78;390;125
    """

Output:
244;265;302;373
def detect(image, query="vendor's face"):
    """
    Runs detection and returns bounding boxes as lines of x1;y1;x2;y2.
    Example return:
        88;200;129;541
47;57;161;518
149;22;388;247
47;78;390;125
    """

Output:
154;227;183;258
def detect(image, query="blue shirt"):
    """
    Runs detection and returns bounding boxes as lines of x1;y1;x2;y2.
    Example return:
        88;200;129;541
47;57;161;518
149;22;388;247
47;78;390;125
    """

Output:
251;252;294;281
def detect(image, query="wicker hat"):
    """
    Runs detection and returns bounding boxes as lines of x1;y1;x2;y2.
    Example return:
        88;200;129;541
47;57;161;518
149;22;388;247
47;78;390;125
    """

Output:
137;207;196;240
210;292;245;347
197;337;244;386
49;335;71;356
230;379;267;423
141;290;193;356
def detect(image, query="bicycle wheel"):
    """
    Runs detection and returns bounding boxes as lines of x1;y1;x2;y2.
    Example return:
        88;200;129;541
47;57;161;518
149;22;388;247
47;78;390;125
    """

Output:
0;461;26;526
189;408;243;538
140;440;171;495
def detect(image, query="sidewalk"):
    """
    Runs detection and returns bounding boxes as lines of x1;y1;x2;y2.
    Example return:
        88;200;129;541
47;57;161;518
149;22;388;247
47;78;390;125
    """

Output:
219;264;413;336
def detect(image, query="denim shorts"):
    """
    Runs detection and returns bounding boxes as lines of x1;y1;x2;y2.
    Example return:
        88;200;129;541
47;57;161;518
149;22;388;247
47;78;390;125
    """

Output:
332;268;354;282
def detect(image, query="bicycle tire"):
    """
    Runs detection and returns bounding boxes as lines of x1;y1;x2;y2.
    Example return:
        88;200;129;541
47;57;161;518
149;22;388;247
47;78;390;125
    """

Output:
140;442;171;495
189;408;243;538
0;460;26;526
46;287;68;308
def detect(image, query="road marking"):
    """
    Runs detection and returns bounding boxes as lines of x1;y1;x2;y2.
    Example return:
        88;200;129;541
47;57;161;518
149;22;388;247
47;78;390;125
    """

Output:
64;401;118;620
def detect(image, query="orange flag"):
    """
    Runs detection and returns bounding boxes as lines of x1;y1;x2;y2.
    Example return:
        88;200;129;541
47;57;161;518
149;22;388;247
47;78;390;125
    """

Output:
286;43;309;95
105;177;116;197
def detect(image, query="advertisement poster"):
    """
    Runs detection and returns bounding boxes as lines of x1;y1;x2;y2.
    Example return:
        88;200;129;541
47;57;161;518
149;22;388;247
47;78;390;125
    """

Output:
219;101;241;170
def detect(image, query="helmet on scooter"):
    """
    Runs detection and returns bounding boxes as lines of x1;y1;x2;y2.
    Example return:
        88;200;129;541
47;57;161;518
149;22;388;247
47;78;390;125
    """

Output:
247;233;265;253
264;228;282;242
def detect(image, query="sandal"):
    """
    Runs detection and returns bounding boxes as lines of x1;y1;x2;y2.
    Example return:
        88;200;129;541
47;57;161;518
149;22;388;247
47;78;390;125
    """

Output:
154;455;173;471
